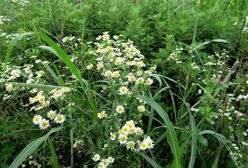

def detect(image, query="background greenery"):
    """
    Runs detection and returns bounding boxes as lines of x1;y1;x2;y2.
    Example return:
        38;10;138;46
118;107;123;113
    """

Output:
0;0;248;168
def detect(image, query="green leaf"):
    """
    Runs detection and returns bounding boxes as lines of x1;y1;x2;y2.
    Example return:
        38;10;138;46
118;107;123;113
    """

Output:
211;146;222;168
141;154;161;168
9;127;63;168
137;95;182;168
48;137;59;168
38;33;89;93
8;82;74;90
4;32;33;71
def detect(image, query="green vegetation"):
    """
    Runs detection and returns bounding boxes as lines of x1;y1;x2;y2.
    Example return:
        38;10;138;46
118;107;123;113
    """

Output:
0;0;248;168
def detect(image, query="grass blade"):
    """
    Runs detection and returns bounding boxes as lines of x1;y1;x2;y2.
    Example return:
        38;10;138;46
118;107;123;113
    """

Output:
48;137;59;168
141;153;162;168
9;127;63;168
137;95;182;168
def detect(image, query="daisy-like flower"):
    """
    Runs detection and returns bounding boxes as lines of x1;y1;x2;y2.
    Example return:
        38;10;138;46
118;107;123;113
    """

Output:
52;90;63;99
128;75;136;82
47;110;56;119
116;105;125;113
125;120;135;128
136;77;144;84
92;154;101;162
86;64;93;69
145;136;154;149
112;71;120;78
42;100;50;107
5;83;13;92
32;115;42;125
110;132;116;140
137;105;145;112
135;127;144;136
137;61;146;67
61;87;70;93
126;141;135;150
139;141;148;150
39;119;50;130
101;159;109;167
11;69;21;77
107;156;115;164
115;57;123;65
118;134;128;144
54;114;65;124
36;70;45;78
136;71;143;76
119;86;129;95
145;78;154;86
120;125;130;134
98;111;107;119
96;62;104;70
98;162;106;168
104;70;112;78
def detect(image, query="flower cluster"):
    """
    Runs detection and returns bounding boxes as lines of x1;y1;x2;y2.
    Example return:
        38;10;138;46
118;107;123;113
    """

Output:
92;154;115;168
87;32;155;166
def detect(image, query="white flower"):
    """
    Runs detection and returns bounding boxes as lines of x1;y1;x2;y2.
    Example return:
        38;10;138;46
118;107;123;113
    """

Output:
126;141;135;150
118;134;128;144
92;154;101;161
11;69;21;77
107;156;115;164
135;127;144;136
144;136;154;149
139;141;148;150
112;71;120;78
104;70;112;78
119;86;129;95
110;132;116;140
39;119;50;130
116;105;125;113
61;87;70;93
98;111;107;119
5;83;13;92
136;77;144;84
137;105;145;112
32;115;42;125
145;78;153;85
54;114;65;124
47;110;56;119
86;64;93;69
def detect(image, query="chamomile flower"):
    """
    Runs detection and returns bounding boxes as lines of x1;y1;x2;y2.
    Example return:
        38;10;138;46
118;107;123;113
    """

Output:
47;110;56;119
61;87;70;93
137;105;145;112
118;134;128;144
139;141;148;150
39;119;50;130
119;86;129;95
86;64;93;69
104;70;112;78
121;125;130;134
107;156;115;164
11;69;21;77
126;141;135;150
32;115;42;125
145;136;154;149
101;159;109;167
36;70;45;78
112;71;120;78
128;75;136;82
136;77;144;84
136;71;143;76
115;57;123;65
125;120;135;128
145;78;153;86
98;162;106;168
5;83;13;92
52;90;63;98
92;154;101;161
96;62;104;70
110;132;116;140
98;111;107;119
135;127;144;136
54;114;65;124
116;105;125;113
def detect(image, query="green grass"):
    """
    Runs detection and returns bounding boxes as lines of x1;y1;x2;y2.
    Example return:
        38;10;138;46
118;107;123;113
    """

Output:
0;0;248;168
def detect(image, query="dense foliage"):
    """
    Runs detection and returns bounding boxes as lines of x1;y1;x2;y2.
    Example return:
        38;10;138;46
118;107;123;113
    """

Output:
0;0;248;168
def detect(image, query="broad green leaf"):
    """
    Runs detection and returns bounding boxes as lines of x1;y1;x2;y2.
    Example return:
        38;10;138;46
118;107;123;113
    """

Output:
48;137;59;168
9;127;63;168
